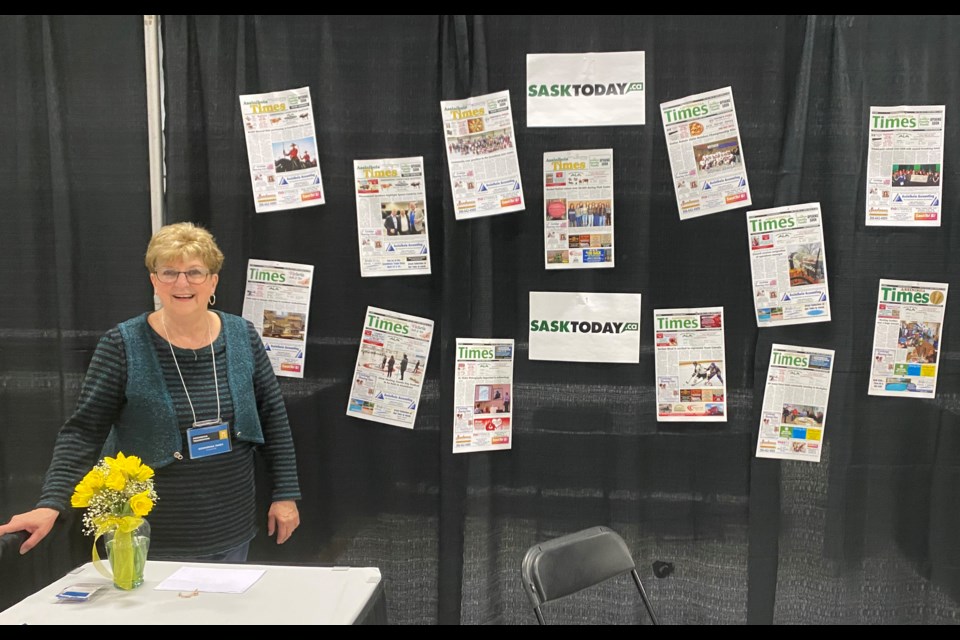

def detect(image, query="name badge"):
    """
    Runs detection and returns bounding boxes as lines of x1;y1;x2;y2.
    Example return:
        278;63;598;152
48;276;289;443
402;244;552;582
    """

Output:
186;422;232;460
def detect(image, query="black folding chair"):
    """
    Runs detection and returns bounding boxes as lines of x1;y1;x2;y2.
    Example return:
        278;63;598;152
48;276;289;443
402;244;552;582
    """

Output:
521;526;660;625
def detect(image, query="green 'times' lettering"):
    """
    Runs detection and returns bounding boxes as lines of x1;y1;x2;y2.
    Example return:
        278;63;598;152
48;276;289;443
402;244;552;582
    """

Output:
367;314;410;335
772;351;809;368
880;287;930;304
664;103;709;123
872;115;917;129
656;316;700;330
457;346;494;359
749;215;796;234
248;267;286;283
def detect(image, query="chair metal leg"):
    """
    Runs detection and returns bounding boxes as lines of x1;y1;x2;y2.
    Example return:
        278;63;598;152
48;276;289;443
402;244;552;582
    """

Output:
631;569;660;625
534;605;546;625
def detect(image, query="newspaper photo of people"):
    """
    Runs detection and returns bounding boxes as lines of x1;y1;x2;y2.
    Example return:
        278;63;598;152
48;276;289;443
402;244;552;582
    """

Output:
682;360;725;387
693;137;742;174
272;137;319;173
891;163;941;187
898;321;940;363
381;200;426;237
780;403;824;427
446;128;514;157
474;383;511;415
565;200;612;228
363;349;423;383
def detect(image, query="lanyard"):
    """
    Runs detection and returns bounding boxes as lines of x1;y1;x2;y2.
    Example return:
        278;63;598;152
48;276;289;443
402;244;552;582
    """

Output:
160;312;222;426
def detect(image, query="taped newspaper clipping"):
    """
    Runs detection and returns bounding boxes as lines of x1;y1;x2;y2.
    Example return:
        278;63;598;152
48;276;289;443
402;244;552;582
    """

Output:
242;259;314;379
660;86;751;220
866;105;944;227
353;156;431;277
654;307;727;422
869;279;948;398
441;90;525;220
756;344;835;463
347;307;434;429
453;339;515;454
747;203;831;327
543;149;614;269
239;87;325;213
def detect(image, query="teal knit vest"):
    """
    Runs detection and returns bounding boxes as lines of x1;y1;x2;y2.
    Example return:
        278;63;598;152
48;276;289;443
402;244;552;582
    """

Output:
103;311;265;469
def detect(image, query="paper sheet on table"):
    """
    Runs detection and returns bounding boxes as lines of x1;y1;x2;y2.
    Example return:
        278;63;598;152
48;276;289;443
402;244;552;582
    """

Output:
154;567;266;594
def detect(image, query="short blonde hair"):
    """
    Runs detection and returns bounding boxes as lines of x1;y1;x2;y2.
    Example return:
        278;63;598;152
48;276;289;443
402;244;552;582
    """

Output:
145;222;225;274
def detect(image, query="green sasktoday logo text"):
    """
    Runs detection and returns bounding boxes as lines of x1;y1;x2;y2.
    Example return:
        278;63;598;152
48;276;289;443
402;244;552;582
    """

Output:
530;320;639;334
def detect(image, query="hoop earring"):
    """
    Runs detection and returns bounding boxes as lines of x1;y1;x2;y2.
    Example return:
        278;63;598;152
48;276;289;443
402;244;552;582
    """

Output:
209;294;217;307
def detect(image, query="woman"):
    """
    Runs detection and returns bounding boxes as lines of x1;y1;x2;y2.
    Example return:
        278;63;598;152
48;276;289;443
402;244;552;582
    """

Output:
0;223;301;562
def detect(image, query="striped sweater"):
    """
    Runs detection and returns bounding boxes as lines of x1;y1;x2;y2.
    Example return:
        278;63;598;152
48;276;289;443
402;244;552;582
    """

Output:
38;313;302;557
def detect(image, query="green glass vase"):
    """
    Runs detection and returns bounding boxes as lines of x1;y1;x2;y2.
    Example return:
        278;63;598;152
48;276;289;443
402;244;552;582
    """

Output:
104;518;151;590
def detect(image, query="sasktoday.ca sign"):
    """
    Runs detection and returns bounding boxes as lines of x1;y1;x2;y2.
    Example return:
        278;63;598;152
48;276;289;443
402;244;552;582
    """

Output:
527;51;646;127
529;291;642;363
530;319;639;334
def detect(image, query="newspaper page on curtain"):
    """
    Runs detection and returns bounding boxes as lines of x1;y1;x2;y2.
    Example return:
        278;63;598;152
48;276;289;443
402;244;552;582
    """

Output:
347;307;434;429
239;87;325;213
453;338;515;454
869;279;948;398
353;156;431;277
529;291;641;363
746;203;831;327
543;149;614;269
441;90;525;220
526;51;646;127
660;86;751;220
654;307;727;422
866;105;945;227
756;344;835;462
241;259;314;379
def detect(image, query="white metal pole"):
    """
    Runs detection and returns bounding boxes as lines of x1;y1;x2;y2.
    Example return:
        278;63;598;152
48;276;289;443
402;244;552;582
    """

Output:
143;15;164;309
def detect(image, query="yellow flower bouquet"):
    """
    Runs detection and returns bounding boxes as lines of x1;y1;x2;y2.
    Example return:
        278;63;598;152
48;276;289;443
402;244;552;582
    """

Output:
71;452;158;589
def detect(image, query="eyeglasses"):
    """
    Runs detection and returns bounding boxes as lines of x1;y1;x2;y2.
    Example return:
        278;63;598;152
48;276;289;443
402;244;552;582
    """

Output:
155;268;211;284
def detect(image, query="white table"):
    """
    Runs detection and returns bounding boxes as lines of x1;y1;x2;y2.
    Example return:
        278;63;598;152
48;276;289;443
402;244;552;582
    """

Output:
0;561;384;625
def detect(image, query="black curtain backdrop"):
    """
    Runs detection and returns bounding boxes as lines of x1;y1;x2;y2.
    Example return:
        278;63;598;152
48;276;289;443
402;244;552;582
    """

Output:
1;15;959;625
0;15;153;608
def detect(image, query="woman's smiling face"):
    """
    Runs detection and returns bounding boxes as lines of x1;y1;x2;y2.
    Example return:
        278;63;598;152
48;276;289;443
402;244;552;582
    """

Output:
150;256;219;319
